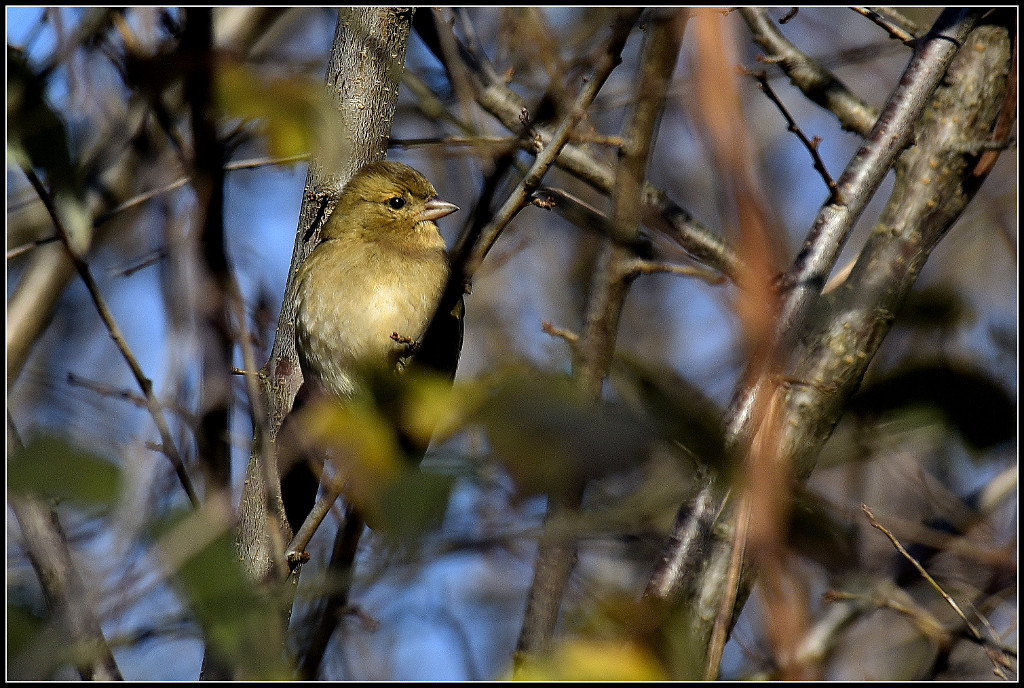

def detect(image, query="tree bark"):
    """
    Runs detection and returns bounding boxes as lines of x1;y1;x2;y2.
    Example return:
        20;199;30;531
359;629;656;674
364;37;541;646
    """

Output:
645;10;1012;678
235;4;414;586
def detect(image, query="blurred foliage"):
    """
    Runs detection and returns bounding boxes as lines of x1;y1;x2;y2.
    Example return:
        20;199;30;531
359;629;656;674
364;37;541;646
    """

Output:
6;602;52;678
215;63;336;160
8;435;121;507
7;45;75;192
787;487;858;572
289;368;462;541
6;602;77;680
893;285;972;332
148;506;291;679
7;44;91;252
610;355;729;472
476;367;653;498
848;361;1016;451
512;636;667;681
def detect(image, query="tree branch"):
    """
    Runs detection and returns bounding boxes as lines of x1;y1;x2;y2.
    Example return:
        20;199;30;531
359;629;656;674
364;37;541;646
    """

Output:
20;165;200;508
429;14;742;281
236;6;415;586
184;7;233;495
727;7;984;458
646;12;1011;678
740;7;879;136
7;416;123;681
514;7;684;665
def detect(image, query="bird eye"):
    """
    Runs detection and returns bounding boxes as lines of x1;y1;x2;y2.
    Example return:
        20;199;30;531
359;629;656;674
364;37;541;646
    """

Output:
387;196;406;210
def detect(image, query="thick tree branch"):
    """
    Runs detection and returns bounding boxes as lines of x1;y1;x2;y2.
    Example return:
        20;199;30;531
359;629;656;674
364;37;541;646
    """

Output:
236;7;415;586
647;12;1011;678
727;7;984;458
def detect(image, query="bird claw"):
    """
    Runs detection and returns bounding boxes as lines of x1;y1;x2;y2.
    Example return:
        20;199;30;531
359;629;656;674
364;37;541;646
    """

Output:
391;332;421;369
286;549;311;570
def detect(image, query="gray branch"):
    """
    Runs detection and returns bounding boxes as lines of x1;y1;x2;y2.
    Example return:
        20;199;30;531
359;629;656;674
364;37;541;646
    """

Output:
646;9;1010;677
236;6;413;585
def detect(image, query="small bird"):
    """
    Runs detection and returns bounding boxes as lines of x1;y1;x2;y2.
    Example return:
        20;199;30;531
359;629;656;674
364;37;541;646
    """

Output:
281;160;462;535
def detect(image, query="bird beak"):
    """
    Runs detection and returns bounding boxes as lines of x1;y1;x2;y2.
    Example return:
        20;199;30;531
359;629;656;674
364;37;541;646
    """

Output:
418;197;459;222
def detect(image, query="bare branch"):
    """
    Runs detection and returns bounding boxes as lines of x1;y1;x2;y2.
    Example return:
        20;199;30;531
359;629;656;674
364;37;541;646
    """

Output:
20;165;200;508
464;9;643;279
7;416;123;681
444;20;741;280
862;505;983;643
184;7;232;494
729;8;984;448
646;12;1011;678
515;7;684;665
851;7;919;44
9;497;125;680
743;67;839;202
740;7;879;136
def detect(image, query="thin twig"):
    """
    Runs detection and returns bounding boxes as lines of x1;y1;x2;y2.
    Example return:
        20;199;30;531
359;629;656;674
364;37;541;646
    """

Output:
67;371;149;409
109;249;167;278
20;164;200;508
389;135;520;150
826;588;949;644
628;257;728;284
851;7;918;44
465;10;641;278
296;502;365;679
530;186;655;255
448;20;741;279
540;321;579;344
92;154;308;230
92;177;190;228
6;235;61;260
225;276;275;559
743;67;839;202
285;481;342;566
862;505;984;642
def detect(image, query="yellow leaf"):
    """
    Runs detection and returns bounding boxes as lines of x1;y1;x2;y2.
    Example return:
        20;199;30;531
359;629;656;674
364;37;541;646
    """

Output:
513;639;666;681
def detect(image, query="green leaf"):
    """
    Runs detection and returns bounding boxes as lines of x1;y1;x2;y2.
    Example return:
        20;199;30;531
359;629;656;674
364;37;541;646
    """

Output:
372;469;455;542
151;506;291;679
477;368;652;497
610;356;729;470
215;63;338;159
6;602;47;666
8;435;120;506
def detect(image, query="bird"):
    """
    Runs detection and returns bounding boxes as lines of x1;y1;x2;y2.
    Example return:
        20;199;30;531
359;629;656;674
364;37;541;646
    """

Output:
279;160;463;536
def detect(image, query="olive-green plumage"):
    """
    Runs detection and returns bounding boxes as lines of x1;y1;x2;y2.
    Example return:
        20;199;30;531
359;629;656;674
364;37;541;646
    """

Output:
293;160;460;399
282;161;462;534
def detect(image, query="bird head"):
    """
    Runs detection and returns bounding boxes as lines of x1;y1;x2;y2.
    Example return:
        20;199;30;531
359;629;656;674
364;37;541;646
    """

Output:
322;161;458;244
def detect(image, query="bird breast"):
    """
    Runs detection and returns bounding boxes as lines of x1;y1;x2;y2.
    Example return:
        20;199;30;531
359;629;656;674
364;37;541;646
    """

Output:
294;238;449;399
